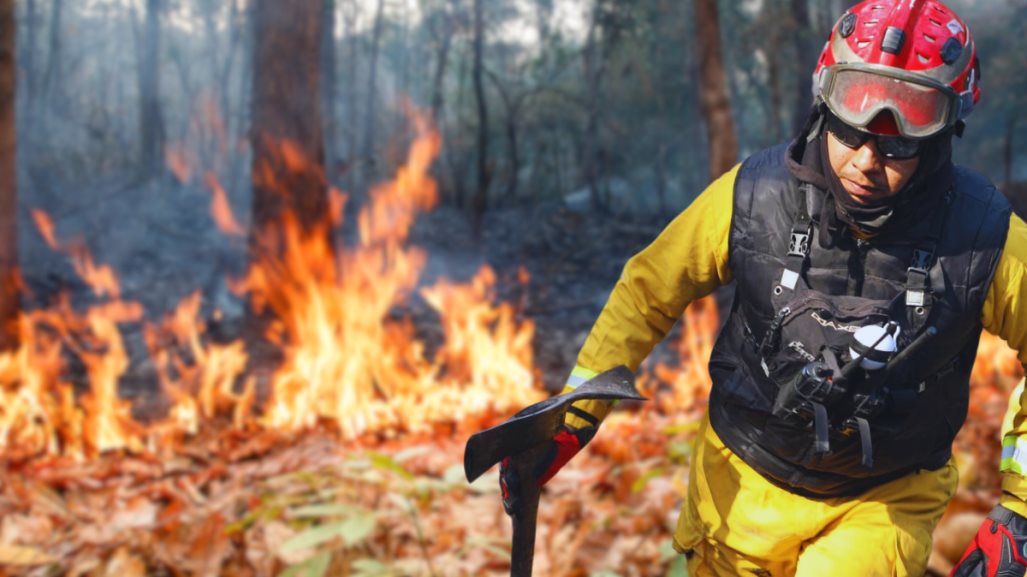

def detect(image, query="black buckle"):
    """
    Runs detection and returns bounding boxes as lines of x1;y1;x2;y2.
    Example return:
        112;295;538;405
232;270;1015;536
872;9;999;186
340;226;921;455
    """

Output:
788;230;811;258
906;248;933;308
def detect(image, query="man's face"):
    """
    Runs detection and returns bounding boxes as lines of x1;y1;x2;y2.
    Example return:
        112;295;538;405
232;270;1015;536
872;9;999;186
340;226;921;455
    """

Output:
826;129;920;205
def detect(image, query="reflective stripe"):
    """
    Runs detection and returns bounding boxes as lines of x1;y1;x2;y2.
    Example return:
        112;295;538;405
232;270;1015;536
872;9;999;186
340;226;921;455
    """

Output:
563;365;615;429
1001;436;1027;475
566;366;599;389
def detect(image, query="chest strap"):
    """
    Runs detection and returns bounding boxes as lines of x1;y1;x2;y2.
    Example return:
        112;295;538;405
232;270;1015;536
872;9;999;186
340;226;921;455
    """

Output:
779;183;815;291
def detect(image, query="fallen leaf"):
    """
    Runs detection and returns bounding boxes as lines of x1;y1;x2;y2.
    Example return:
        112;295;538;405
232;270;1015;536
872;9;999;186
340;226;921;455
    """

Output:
0;543;57;566
101;547;147;577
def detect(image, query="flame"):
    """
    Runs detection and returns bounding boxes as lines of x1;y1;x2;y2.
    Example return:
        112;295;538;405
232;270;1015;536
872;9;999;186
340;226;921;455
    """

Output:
238;116;541;437
639;295;719;414
204;172;244;237
0;112;543;459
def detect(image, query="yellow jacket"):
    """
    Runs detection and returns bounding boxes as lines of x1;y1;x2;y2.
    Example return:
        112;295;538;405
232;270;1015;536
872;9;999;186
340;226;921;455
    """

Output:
564;164;1027;509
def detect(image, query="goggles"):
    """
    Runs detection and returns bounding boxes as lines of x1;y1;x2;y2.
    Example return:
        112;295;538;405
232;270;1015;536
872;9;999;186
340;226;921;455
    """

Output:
818;64;964;139
825;114;921;160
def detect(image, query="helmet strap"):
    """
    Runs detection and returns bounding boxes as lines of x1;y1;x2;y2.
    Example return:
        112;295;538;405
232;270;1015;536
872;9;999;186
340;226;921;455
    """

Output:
953;120;966;138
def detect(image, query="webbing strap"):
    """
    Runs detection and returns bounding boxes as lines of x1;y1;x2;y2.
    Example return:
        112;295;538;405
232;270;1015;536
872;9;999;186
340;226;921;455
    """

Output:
857;417;873;468
904;189;951;313
780;184;815;290
813;403;830;454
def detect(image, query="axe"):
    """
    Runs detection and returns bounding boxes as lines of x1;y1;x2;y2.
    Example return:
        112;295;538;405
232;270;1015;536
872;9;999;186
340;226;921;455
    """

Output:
463;366;646;577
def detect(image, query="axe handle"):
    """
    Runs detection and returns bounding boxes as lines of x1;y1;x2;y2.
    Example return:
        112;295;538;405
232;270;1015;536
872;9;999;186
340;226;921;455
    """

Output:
510;443;548;577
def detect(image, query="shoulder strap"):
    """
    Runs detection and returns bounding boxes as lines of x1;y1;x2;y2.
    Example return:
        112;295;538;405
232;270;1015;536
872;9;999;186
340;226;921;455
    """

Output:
778;183;817;292
904;188;952;331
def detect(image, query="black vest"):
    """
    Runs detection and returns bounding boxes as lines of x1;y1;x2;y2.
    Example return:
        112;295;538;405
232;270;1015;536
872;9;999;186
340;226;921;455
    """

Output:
708;143;1011;497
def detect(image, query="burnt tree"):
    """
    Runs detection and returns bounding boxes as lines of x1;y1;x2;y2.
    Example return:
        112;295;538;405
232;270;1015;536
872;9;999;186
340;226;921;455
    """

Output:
0;0;19;350
321;0;338;175
792;0;822;134
361;0;386;188
40;0;63;118
471;0;490;237
250;0;327;235
137;0;165;176
694;0;737;179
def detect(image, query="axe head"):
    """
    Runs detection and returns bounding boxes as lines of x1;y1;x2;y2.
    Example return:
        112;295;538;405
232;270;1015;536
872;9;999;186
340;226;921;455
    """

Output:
463;365;645;483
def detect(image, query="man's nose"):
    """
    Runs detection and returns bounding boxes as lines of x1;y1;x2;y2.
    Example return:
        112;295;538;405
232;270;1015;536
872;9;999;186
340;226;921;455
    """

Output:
850;139;884;172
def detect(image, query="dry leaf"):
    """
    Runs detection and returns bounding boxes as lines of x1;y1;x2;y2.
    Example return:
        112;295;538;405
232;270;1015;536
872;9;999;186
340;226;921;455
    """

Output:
0;543;57;566
111;497;159;531
100;547;147;577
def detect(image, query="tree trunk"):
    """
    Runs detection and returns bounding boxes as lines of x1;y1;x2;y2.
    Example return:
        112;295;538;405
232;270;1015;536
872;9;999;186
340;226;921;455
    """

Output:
0;0;19;350
693;0;737;180
321;0;337;176
361;0;386;186
504;108;520;203
429;14;453;124
250;0;327;234
582;2;612;212
471;0;490;237
446;45;471;209
41;0;63;116
342;0;359;193
23;0;38;139
486;70;520;204
138;0;165;177
792;0;820;134
220;0;242;142
763;2;784;142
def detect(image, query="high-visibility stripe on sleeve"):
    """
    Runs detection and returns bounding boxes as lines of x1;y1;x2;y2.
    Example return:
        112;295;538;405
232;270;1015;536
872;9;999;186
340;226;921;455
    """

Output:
566;366;599;389
1001;435;1027;475
562;365;612;430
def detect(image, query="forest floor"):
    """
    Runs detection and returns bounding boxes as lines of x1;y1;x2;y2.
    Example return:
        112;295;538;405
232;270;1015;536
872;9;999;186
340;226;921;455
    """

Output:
2;171;1022;576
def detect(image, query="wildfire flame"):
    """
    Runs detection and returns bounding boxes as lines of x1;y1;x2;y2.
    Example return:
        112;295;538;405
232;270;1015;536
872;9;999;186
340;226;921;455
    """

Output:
0;114;541;459
1;107;1022;475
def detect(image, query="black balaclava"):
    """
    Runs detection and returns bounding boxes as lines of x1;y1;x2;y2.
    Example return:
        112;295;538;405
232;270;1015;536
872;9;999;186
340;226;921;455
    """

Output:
786;103;955;246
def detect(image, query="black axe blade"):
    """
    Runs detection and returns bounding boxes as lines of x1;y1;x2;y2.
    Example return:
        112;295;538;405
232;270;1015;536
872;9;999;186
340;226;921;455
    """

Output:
463;365;645;483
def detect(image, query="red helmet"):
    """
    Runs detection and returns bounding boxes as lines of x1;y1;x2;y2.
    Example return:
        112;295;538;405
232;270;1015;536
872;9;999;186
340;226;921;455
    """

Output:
813;0;980;138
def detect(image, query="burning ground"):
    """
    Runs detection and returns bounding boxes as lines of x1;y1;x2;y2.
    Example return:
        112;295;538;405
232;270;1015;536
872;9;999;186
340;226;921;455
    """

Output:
1;123;1023;576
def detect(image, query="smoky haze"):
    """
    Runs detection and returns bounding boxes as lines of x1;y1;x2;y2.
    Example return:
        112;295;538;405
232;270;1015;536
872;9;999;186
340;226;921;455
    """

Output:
6;0;1026;376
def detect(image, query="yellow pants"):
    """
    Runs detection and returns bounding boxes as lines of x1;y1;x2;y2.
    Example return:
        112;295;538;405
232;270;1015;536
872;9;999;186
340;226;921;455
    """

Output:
673;415;957;577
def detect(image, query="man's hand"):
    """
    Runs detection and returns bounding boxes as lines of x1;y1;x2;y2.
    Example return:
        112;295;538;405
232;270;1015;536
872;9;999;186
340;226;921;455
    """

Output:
499;424;596;515
952;505;1027;577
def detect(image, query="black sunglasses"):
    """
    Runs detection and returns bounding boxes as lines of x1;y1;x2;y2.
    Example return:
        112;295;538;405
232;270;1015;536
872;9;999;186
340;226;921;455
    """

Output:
825;115;922;160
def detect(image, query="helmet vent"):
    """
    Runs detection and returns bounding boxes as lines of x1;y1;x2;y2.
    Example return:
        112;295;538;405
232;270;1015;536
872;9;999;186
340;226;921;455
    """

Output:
881;27;906;54
857;40;872;48
929;17;942;27
923;34;936;43
917;53;931;64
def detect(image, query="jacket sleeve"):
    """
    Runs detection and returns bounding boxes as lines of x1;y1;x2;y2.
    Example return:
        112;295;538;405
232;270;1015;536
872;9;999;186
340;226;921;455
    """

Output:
563;165;737;429
980;214;1027;516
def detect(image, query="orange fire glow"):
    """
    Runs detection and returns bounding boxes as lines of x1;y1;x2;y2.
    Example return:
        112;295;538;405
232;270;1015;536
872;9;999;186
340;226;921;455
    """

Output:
1;109;1023;468
0;115;542;459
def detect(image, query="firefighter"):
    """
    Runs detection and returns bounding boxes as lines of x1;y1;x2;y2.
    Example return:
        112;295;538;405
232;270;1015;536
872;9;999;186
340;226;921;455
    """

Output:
499;1;1027;575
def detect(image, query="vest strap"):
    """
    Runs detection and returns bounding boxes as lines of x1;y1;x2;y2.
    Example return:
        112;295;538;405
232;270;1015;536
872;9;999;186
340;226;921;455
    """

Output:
780;184;816;290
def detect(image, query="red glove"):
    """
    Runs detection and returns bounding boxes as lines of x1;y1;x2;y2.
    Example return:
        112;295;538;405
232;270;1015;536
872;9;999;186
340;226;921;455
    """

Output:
952;505;1027;577
499;424;596;515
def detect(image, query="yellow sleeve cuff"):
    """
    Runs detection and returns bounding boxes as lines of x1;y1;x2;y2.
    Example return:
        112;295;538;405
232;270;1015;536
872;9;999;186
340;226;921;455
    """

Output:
562;366;614;430
1001;473;1027;517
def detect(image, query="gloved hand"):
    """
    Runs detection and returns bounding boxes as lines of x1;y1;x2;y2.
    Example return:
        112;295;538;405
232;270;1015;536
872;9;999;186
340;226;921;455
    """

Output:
952;505;1027;577
499;424;596;515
